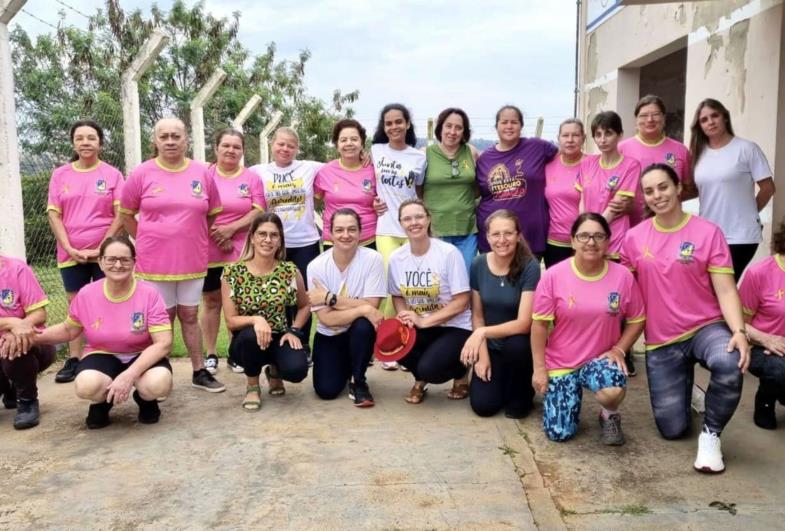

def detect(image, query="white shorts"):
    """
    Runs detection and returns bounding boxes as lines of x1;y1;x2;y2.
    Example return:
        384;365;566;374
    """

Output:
147;278;205;308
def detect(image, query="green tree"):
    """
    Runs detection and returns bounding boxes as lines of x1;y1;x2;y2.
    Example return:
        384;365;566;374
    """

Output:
11;0;358;171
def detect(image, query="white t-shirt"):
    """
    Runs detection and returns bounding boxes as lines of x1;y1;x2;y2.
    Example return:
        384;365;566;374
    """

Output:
388;238;472;330
371;143;427;237
307;246;387;336
250;160;323;248
694;137;772;244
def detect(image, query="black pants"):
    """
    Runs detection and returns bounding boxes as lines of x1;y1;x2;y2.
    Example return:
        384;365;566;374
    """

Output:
543;243;573;269
286;242;321;344
399;327;470;384
750;345;785;398
729;243;758;282
228;327;308;381
0;345;55;400
470;335;535;417
312;318;376;399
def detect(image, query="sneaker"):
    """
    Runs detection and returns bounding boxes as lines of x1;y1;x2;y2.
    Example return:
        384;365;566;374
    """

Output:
381;361;399;371
13;398;40;430
753;389;777;430
625;352;637;377
192;368;226;393
86;401;113;429
204;354;219;375
691;384;706;414
133;390;161;424
694;429;725;473
227;358;245;374
55;357;79;383
348;382;375;408
599;411;625;445
2;384;17;409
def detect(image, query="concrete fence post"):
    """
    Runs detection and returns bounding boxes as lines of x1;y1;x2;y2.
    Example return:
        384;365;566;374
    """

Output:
259;110;283;165
426;118;434;146
231;95;262;133
190;68;226;162
121;29;169;173
534;117;544;138
0;0;27;258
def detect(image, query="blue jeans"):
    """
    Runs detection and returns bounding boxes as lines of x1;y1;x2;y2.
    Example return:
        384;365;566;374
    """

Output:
439;234;477;275
646;322;743;438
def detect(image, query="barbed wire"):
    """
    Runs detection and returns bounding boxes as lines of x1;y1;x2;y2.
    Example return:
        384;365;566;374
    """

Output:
55;0;91;19
20;8;58;30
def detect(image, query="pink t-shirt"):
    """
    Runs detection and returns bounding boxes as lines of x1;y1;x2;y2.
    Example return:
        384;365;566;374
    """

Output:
739;255;785;336
47;161;125;267
119;159;222;280
533;258;645;373
619;135;691;225
544;155;582;246
314;160;377;243
0;255;49;320
66;278;172;361
620;214;733;349
207;166;265;267
577;155;641;257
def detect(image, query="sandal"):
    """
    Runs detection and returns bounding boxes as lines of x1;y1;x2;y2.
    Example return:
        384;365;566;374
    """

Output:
405;384;428;404
447;382;469;400
242;385;262;411
264;365;286;396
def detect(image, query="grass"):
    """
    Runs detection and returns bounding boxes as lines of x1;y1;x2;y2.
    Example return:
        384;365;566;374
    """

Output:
498;445;519;458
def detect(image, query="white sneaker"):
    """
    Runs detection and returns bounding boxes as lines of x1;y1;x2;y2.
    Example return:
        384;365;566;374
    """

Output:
694;430;724;473
204;354;219;375
381;361;399;371
691;384;706;414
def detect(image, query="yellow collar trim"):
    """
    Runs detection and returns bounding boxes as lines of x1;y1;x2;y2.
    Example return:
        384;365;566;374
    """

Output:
570;257;608;282
775;254;785;273
653;212;691;233
636;134;666;147
338;159;362;171
560;153;583;167
71;160;101;172
599;154;623;170
216;165;243;178
103;278;137;303
155;157;190;172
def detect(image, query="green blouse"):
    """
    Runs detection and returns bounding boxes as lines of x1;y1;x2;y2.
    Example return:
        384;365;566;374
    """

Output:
222;260;298;333
423;143;477;237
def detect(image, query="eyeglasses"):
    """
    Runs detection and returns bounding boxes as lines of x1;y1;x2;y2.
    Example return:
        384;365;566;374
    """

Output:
637;112;663;121
574;232;608;243
400;213;428;224
101;256;134;266
254;231;280;241
488;231;517;241
450;159;460;178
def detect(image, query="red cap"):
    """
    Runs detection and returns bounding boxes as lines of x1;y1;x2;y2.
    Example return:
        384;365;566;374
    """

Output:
373;318;416;362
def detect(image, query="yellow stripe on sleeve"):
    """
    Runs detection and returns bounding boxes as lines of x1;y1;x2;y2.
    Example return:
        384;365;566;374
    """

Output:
532;313;555;321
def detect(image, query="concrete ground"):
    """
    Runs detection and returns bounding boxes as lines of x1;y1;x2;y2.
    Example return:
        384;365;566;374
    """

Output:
0;355;783;530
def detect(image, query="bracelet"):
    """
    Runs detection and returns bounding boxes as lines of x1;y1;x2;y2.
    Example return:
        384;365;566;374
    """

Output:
611;345;626;356
324;291;331;305
288;327;305;340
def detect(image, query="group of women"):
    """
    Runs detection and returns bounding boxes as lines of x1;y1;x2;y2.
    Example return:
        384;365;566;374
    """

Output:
0;95;782;476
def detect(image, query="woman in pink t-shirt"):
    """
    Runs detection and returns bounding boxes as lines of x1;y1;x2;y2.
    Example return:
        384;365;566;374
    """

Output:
738;218;785;430
531;213;645;445
47;120;125;384
31;236;173;429
201;128;266;375
544;118;585;268
315;119;377;248
620;163;751;474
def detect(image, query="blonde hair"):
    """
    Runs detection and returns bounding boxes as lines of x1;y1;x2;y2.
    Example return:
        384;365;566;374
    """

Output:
273;126;300;146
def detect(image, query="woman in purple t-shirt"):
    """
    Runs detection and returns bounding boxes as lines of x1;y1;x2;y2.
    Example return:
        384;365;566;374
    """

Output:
476;105;558;256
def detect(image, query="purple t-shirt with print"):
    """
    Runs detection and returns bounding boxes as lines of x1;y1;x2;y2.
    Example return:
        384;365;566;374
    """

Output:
476;138;558;254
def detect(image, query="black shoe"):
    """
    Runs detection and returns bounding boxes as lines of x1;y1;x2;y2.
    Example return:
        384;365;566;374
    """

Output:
86;401;113;429
192;368;226;393
625;352;637;377
2;384;17;409
504;406;531;419
133;390;161;424
13;398;40;430
754;389;777;430
348;382;374;408
227;358;245;374
55;357;79;383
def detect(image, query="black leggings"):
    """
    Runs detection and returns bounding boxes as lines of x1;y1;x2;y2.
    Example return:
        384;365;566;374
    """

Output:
729;243;758;282
228;327;308;381
470;335;535;417
398;326;471;384
0;345;55;400
286;243;321;344
543;243;573;269
312;318;376;399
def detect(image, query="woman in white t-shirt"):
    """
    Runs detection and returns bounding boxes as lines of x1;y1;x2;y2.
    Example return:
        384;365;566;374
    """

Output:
388;199;472;404
688;98;776;280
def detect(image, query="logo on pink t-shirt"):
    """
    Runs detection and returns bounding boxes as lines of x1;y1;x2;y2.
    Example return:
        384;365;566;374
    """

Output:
608;292;621;315
131;312;145;333
1;289;15;308
678;242;696;263
191;180;203;197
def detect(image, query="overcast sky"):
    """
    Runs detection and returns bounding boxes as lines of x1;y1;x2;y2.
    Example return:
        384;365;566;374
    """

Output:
12;0;577;140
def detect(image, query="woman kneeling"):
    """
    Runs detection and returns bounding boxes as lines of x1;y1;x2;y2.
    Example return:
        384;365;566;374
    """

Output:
532;213;645;444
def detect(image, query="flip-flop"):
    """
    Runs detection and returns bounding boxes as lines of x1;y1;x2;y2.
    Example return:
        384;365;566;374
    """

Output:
242;385;262;411
264;366;286;396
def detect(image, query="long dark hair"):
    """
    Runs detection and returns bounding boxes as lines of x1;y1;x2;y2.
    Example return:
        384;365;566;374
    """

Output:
69;120;105;162
372;103;417;147
485;209;533;284
240;213;286;261
689;98;735;170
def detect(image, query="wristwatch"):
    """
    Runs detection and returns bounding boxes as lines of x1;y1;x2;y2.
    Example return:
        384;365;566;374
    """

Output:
328;293;338;307
289;327;305;340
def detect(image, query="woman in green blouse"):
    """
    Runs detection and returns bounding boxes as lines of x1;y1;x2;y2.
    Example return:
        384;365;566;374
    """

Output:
221;213;310;410
423;107;480;274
